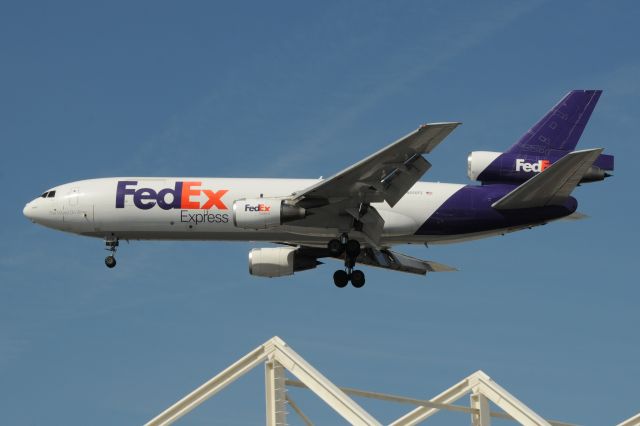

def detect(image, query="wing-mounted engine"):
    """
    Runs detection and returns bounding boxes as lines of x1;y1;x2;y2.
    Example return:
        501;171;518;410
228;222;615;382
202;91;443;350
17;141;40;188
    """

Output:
248;247;320;277
233;198;306;229
467;151;613;184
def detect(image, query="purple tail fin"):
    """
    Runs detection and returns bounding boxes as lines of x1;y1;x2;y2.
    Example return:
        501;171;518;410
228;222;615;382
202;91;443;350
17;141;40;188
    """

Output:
506;90;602;156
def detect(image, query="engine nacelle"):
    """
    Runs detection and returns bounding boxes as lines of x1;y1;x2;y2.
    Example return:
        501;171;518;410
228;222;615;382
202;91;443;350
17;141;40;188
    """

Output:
248;247;319;278
467;151;502;181
233;198;306;229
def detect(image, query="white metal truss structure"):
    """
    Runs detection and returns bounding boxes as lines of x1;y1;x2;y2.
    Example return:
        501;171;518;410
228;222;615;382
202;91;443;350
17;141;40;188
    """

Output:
145;336;580;426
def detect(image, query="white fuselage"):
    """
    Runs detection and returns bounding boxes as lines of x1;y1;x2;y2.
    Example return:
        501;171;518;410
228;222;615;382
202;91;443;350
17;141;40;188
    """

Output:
23;177;479;247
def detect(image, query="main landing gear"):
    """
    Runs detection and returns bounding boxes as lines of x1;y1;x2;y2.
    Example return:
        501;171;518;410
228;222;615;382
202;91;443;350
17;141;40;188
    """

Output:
328;235;366;288
105;238;119;268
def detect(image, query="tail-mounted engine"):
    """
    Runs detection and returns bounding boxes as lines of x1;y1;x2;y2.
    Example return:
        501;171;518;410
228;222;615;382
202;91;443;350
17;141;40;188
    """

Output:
467;151;502;181
248;247;320;277
232;198;306;229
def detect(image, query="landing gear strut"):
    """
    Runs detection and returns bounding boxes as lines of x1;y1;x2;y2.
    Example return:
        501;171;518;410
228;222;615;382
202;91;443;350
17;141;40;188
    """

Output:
105;238;119;268
328;234;365;288
328;239;344;257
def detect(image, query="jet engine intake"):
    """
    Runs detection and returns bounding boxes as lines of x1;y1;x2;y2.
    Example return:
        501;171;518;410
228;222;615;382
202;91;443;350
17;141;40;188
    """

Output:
248;247;319;277
467;151;502;181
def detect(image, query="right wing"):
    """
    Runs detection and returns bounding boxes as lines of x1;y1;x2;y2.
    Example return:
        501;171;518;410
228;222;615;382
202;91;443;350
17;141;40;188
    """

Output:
286;123;460;245
492;148;603;210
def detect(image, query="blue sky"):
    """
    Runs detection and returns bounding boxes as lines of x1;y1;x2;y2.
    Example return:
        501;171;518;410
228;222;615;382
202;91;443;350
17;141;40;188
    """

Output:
1;1;639;424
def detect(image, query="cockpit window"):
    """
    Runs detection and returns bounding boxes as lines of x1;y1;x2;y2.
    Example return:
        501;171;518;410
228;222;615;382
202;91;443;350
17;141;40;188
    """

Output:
41;192;48;198
47;191;56;198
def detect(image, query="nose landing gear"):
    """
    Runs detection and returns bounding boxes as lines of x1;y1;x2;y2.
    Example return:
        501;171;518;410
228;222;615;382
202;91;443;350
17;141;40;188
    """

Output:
328;235;366;288
105;238;119;268
105;255;116;268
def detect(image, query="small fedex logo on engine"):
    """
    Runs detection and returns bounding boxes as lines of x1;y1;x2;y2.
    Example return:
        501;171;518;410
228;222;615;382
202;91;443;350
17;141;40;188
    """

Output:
515;159;551;173
244;203;271;212
116;181;229;210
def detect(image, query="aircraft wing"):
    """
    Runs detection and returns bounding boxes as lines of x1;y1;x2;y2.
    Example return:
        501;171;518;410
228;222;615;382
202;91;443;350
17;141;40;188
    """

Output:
357;247;457;275
492;148;603;210
292;122;461;208
296;246;456;276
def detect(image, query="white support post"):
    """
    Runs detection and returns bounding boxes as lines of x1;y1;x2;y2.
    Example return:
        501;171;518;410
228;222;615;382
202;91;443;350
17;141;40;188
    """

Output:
265;359;287;426
470;392;491;426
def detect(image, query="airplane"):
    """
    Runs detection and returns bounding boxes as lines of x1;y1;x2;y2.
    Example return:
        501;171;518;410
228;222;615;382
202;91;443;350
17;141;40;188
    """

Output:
23;90;613;288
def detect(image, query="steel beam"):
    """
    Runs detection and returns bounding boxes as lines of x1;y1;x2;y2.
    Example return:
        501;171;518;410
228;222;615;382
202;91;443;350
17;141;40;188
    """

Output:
471;392;491;426
265;359;287;426
145;337;576;426
389;375;473;425
616;412;640;426
145;339;275;425
271;337;381;426
286;395;314;426
470;371;551;426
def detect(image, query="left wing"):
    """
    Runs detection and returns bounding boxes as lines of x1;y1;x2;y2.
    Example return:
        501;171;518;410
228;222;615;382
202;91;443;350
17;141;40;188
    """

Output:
357;247;457;275
297;246;456;276
292;122;461;208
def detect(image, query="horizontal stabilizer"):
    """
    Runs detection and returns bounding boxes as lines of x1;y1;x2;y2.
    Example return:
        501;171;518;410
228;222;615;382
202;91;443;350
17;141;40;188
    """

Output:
357;248;457;275
563;211;589;221
492;148;603;210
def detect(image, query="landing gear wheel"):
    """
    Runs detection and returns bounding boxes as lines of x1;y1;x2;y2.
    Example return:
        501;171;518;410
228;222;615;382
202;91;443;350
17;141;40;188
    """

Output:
350;270;365;288
327;239;344;257
104;237;119;268
345;239;361;258
333;270;349;288
105;255;117;268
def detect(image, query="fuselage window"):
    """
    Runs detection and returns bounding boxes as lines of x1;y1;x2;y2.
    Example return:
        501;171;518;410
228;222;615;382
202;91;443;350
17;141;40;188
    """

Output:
47;191;56;198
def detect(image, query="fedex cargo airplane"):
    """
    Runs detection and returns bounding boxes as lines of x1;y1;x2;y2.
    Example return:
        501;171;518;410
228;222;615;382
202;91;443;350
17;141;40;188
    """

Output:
23;90;613;288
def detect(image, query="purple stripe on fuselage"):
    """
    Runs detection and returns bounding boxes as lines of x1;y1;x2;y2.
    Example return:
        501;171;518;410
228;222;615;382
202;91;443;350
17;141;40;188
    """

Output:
415;185;577;236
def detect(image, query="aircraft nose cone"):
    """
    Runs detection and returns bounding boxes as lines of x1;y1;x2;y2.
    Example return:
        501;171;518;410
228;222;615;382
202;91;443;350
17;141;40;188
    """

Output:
23;202;36;222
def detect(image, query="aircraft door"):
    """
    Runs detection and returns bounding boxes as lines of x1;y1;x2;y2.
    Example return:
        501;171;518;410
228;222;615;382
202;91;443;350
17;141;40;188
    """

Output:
68;188;80;206
63;187;93;230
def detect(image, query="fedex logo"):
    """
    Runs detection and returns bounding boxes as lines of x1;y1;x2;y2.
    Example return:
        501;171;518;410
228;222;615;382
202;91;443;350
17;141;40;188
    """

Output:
116;181;229;210
515;159;551;173
244;203;271;212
